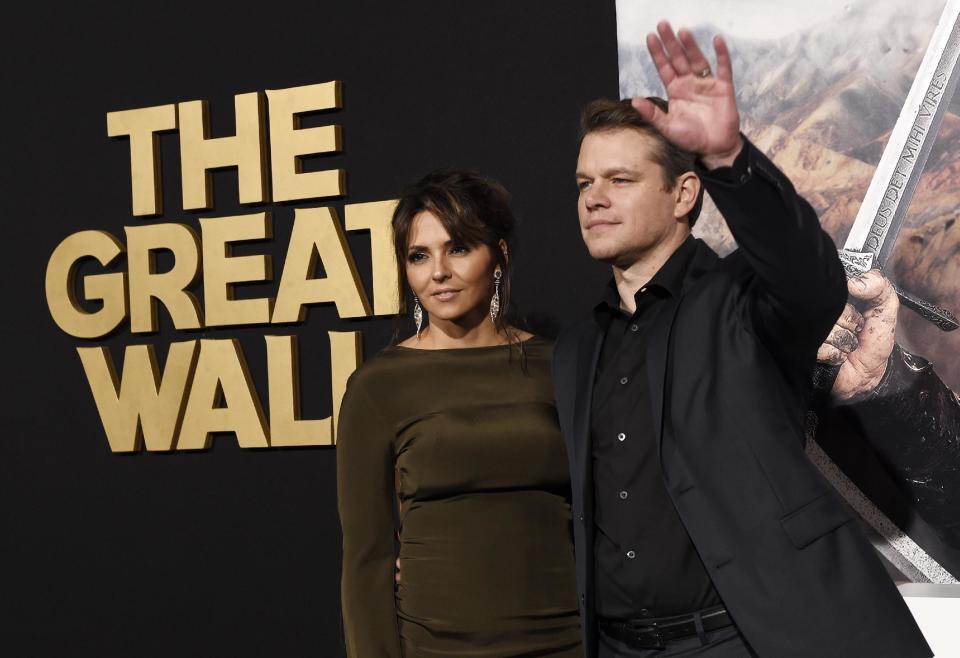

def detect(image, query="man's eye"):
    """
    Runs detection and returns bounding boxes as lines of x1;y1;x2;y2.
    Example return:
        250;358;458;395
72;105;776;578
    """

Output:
612;177;629;184
577;181;591;191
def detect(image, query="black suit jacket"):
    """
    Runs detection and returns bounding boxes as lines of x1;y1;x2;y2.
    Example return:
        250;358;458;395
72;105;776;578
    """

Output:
553;141;931;657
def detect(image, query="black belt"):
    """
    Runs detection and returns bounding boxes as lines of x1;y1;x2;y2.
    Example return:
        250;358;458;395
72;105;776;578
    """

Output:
599;606;734;650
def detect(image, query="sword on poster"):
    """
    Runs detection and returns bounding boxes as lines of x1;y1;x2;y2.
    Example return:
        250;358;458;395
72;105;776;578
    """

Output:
808;0;960;584
838;0;960;331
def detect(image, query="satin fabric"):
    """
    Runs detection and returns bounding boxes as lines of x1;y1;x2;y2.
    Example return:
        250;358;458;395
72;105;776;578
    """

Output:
338;338;581;657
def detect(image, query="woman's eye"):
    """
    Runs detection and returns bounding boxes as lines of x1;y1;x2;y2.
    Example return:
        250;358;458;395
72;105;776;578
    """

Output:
407;252;427;263
450;245;470;255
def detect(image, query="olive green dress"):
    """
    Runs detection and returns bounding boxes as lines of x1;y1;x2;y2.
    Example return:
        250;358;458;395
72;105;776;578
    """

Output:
337;337;581;657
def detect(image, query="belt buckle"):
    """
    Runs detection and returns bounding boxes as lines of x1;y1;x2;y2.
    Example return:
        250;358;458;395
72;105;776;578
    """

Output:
634;621;665;650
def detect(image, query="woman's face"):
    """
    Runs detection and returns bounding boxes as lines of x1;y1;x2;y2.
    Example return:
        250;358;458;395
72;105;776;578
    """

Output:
404;210;498;327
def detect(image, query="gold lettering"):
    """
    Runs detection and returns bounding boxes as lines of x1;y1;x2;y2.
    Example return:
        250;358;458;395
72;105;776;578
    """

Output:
45;230;127;339
126;223;202;333
106;104;177;216
177;339;269;450
265;82;344;202
179;93;267;210
345;200;400;315
266;334;331;446
200;213;273;327
272;206;370;322
77;341;198;452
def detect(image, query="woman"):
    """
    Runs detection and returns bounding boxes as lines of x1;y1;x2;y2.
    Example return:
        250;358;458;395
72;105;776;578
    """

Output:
337;170;581;657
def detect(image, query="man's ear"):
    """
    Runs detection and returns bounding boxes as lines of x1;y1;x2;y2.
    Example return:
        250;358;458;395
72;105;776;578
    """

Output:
674;172;701;219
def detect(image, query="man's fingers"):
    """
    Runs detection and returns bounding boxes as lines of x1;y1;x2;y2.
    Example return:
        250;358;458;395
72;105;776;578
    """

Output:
631;97;669;130
817;343;847;366
847;270;896;306
826;324;860;354
835;303;864;333
646;32;677;86
818;323;859;365
678;29;711;76
657;21;692;76
713;35;734;83
840;328;859;353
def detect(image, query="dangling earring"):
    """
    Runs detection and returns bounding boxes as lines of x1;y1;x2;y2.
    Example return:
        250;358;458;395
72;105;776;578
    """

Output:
413;295;424;340
490;269;502;322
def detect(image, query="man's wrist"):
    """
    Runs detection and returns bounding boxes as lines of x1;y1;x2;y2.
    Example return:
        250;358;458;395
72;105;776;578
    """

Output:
699;137;744;170
840;346;898;406
696;135;750;184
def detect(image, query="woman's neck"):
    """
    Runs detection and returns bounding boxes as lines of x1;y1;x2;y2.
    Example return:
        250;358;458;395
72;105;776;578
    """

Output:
405;309;509;349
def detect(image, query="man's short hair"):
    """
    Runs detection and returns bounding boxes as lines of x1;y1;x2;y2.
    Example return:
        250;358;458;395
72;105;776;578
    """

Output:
579;97;704;225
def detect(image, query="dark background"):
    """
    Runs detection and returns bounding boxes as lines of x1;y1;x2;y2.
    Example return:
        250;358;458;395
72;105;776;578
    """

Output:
0;1;619;656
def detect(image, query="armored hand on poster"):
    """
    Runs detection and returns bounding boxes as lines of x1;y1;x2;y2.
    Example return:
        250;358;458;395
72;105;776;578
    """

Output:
618;0;960;583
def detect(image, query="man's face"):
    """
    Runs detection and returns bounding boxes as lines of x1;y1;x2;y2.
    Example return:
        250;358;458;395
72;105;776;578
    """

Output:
576;128;686;268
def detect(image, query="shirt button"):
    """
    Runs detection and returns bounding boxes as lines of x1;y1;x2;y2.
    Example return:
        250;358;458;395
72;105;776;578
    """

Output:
630;324;639;332
619;376;629;385
626;550;636;559
617;432;626;441
640;287;648;293
619;491;628;500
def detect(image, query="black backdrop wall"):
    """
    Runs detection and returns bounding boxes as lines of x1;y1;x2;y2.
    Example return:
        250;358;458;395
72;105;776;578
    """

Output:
1;2;618;655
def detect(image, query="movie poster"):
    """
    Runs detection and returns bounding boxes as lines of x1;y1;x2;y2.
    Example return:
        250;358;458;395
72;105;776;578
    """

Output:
617;0;960;580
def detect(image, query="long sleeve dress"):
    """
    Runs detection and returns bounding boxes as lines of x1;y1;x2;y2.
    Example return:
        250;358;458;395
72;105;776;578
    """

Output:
336;337;581;657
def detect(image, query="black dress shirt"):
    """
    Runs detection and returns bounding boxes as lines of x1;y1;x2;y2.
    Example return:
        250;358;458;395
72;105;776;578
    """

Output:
591;236;722;620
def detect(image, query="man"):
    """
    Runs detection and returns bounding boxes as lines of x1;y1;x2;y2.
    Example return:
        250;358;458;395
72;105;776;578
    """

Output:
817;270;960;549
551;22;932;657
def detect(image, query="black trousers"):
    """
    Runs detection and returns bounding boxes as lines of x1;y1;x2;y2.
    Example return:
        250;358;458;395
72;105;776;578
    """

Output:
598;625;757;658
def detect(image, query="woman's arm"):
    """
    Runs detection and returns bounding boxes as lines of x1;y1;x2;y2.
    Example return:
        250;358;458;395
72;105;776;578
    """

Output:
336;377;404;657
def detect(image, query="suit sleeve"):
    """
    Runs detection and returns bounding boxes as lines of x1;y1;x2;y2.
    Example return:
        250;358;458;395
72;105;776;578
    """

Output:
840;345;960;545
336;376;403;658
551;328;576;437
697;138;847;357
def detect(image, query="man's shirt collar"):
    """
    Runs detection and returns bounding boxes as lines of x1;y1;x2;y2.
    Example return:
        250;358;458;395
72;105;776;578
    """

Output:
595;235;698;319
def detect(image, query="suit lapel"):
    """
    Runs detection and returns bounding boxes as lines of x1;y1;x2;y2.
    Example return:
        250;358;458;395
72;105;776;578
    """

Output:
572;323;604;485
646;297;681;456
646;239;719;456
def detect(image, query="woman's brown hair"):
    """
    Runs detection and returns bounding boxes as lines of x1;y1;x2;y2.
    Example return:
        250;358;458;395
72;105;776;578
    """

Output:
391;169;520;342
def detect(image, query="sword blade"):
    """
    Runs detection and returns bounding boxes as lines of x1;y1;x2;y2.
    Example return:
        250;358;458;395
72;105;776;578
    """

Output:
844;0;960;268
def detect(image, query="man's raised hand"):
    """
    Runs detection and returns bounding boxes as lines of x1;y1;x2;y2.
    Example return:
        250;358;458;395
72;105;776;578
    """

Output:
632;21;742;169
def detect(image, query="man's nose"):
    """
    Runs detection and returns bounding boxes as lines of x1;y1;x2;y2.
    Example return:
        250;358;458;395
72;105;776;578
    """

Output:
584;182;610;210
